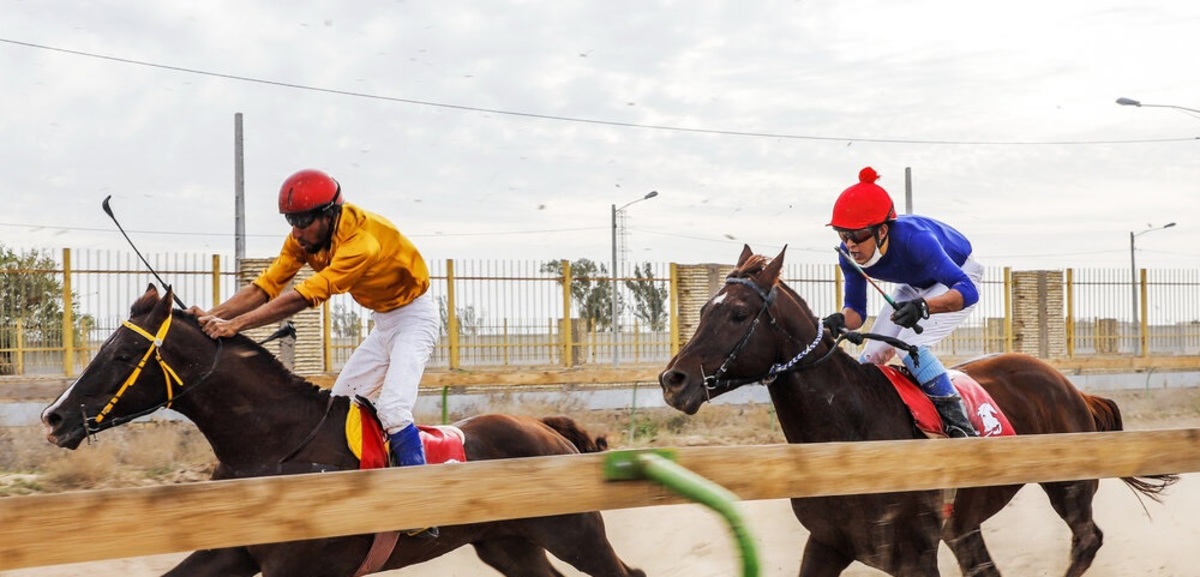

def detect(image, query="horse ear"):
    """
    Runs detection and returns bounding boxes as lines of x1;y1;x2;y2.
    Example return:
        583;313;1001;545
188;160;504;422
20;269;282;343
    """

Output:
155;287;176;316
737;244;754;267
763;245;788;283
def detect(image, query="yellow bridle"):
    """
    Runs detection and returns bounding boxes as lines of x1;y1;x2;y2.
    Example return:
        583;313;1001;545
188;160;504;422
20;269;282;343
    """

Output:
92;310;186;425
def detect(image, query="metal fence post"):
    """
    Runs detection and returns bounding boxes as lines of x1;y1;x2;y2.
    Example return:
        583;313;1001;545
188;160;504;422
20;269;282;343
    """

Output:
211;254;221;309
446;259;460;370
560;259;573;367
1065;268;1075;358
61;248;74;376
1003;267;1013;353
669;262;680;357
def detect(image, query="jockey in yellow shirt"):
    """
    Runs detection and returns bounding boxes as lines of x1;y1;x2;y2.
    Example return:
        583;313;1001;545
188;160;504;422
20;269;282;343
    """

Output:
191;169;441;536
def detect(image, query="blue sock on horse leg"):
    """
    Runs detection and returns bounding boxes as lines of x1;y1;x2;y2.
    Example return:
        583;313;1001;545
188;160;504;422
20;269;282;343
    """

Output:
387;423;427;467
902;347;956;397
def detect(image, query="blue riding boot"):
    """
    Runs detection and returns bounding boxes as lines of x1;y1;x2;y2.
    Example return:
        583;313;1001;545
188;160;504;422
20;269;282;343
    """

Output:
903;347;978;438
388;424;440;539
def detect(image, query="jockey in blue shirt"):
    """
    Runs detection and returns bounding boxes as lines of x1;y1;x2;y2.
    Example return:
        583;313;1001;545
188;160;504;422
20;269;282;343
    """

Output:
821;167;983;437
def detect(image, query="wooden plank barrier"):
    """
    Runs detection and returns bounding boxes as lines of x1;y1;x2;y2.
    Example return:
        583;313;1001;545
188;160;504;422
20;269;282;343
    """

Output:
2;429;1199;570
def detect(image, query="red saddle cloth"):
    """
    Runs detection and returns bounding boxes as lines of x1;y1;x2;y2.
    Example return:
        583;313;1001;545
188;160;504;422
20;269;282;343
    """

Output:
879;366;1016;438
345;402;467;469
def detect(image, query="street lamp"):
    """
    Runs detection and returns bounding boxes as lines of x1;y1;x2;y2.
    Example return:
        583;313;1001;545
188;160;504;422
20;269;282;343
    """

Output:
611;190;659;366
1129;222;1176;354
1116;97;1200;115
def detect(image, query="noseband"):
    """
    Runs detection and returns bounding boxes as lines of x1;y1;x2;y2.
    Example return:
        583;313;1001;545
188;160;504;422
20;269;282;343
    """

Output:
702;277;827;391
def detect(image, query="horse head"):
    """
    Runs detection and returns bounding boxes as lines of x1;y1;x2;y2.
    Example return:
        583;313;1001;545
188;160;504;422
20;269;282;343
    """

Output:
42;284;217;449
660;244;823;414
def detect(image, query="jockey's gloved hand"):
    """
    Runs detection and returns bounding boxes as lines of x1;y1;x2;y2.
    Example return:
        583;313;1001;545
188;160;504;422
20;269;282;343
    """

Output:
891;298;929;329
821;312;846;335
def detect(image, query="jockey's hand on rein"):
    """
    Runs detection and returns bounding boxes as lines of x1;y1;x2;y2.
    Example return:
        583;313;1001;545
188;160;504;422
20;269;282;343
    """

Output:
821;312;847;335
891;298;929;329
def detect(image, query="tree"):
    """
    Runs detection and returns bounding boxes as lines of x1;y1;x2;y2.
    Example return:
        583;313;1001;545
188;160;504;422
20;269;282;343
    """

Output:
0;245;93;375
540;258;613;330
625;262;669;331
436;294;484;336
329;302;363;339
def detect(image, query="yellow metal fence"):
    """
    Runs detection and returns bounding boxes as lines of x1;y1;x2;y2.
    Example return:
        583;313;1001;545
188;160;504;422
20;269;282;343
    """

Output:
3;248;1200;378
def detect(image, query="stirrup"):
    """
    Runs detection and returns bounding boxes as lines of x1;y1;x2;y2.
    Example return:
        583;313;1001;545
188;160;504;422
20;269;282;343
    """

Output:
946;426;975;438
404;526;439;539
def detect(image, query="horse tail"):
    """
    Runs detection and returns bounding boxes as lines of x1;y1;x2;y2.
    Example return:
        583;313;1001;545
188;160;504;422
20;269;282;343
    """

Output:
1083;392;1181;502
540;416;609;453
1082;393;1123;432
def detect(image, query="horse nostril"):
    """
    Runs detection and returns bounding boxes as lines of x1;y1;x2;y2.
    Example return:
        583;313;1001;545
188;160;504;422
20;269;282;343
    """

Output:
659;369;686;391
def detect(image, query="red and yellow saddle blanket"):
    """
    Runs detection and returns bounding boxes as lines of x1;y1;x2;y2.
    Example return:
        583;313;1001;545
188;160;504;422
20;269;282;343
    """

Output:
345;402;467;469
880;366;1016;438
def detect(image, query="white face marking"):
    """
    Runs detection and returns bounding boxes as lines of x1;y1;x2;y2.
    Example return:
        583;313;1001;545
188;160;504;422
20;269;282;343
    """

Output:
711;292;729;306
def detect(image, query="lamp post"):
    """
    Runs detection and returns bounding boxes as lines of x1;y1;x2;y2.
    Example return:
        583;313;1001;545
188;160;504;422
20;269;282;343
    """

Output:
1129;222;1176;354
611;190;659;366
1116;97;1200;115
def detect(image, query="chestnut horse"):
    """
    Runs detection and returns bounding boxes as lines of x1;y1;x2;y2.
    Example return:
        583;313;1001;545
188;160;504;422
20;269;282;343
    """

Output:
659;245;1176;577
42;285;644;577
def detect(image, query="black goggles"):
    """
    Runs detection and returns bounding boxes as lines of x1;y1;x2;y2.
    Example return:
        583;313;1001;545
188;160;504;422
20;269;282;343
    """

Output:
285;210;321;229
836;227;876;244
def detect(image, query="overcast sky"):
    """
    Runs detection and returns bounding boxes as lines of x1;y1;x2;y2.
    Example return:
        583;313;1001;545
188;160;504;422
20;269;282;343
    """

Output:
4;1;1198;274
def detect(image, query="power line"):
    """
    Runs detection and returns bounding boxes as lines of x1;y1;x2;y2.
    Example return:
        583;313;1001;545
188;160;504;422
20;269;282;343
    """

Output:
0;221;600;239
4;37;1198;146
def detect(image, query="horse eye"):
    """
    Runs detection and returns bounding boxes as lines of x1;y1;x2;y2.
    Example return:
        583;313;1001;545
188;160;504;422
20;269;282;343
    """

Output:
731;308;750;322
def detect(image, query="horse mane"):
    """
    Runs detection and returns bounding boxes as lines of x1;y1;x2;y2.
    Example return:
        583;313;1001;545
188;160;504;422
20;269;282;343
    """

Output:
169;308;327;397
731;254;771;278
540;416;609;453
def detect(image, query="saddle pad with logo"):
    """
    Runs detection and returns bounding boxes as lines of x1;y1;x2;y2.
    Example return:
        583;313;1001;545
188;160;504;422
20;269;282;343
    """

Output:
879;366;1016;437
345;402;467;468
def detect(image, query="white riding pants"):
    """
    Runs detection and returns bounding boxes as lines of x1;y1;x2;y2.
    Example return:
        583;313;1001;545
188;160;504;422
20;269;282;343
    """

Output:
860;256;984;366
331;292;439;434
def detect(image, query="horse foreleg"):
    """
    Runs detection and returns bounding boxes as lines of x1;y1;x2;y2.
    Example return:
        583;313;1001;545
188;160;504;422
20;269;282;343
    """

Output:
943;528;1001;577
473;537;565;577
1040;479;1103;577
797;536;853;577
515;513;645;577
161;547;258;577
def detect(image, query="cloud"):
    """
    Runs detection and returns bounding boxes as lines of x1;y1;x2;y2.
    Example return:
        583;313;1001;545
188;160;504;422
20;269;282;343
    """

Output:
2;0;1198;271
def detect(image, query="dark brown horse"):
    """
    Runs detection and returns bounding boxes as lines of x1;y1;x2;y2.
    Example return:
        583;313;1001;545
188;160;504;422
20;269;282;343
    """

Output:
42;285;644;577
659;245;1176;577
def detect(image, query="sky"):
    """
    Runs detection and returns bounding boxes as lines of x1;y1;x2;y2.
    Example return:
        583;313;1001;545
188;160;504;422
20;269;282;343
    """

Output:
3;0;1199;274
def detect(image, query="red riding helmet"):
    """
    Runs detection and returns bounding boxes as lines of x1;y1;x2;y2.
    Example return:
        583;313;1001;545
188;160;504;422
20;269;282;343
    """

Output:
277;169;343;214
827;167;897;229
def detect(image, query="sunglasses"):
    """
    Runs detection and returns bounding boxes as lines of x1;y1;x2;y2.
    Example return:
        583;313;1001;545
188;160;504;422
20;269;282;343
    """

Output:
837;227;876;244
285;211;320;229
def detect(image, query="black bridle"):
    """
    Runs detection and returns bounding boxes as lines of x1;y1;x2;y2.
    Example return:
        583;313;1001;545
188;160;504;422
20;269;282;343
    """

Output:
701;277;832;391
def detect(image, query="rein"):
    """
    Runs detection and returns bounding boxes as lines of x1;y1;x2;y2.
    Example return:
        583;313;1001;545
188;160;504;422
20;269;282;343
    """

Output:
700;277;926;392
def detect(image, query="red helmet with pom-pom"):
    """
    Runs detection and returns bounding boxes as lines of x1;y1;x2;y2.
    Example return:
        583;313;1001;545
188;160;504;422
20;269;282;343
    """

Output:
827;167;897;229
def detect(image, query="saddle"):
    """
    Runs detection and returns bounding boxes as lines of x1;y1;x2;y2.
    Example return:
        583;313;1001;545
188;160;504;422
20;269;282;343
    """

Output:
879;366;1016;438
345;399;467;468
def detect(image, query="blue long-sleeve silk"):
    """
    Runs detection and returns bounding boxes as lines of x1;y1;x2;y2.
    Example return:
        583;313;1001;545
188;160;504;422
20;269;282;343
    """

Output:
839;215;977;320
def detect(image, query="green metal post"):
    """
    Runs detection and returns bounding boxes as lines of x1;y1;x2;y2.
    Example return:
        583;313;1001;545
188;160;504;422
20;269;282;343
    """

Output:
605;449;760;577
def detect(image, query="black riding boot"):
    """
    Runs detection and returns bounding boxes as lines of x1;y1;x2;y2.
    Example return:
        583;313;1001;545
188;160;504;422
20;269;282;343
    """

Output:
930;395;978;438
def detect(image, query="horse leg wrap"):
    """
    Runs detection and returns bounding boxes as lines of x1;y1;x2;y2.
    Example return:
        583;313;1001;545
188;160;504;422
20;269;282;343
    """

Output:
388;423;427;467
931;395;979;438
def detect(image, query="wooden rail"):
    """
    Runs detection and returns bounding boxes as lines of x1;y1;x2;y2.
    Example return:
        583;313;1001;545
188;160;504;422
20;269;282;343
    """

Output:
7;355;1200;401
2;429;1198;570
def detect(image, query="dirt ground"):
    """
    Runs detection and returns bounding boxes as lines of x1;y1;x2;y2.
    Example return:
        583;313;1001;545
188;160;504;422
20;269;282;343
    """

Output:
4;386;1199;577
